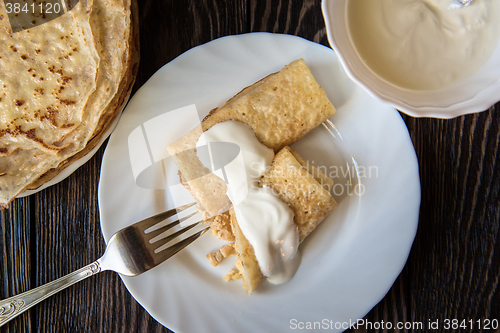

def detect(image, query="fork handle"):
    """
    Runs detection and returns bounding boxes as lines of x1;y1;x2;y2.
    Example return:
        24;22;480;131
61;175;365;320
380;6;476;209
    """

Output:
0;261;101;326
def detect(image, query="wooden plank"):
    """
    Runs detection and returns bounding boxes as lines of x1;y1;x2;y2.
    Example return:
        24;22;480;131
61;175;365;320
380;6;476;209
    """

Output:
0;197;32;332
31;147;105;332
401;107;500;329
249;0;329;45
134;0;248;92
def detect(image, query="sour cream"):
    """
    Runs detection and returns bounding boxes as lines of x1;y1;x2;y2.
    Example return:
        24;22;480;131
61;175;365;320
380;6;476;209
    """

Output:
197;120;300;283
347;0;500;90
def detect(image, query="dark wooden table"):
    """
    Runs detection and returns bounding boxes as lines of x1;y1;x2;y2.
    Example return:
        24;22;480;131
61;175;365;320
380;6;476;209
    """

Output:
1;0;499;332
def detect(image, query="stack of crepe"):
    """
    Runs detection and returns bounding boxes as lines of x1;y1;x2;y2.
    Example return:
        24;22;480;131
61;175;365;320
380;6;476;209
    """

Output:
168;59;338;294
0;0;139;208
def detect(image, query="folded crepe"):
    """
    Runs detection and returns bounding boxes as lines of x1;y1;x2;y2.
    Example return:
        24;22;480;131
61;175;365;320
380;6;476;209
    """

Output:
167;58;336;218
231;146;337;294
168;59;338;294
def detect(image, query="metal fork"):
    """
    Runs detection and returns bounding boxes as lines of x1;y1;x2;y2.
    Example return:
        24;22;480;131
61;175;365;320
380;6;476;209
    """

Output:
0;202;206;326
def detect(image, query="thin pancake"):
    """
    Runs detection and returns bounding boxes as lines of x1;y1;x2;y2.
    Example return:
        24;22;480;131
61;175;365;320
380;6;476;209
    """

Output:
260;146;337;242
27;0;140;189
0;0;137;208
0;0;99;155
168;59;336;218
232;146;337;294
229;207;266;294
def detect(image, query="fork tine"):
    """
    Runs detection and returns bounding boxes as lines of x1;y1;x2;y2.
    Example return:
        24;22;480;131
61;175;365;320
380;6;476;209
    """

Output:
153;227;210;266
145;211;199;241
151;220;202;247
134;202;197;231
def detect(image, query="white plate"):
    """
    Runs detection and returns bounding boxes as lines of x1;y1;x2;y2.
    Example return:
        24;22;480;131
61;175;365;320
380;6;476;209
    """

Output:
98;33;420;333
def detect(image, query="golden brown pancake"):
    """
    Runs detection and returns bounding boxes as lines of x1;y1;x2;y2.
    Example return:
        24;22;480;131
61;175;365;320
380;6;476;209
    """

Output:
27;0;140;190
0;0;139;208
168;59;337;294
260;146;338;242
0;0;99;156
167;59;336;218
231;146;337;294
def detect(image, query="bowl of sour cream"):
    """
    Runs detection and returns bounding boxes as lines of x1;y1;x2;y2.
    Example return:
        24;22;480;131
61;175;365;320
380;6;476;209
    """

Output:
322;0;500;118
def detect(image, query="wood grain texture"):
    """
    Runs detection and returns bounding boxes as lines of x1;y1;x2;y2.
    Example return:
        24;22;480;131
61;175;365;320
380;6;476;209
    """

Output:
401;106;500;332
0;197;32;333
0;0;499;332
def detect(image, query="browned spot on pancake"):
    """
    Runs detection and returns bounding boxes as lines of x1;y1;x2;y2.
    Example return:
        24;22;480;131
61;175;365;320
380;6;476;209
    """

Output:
35;49;41;54
0;15;4;20
14;100;25;107
47;66;63;75
59;76;72;85
60;123;74;129
1;126;60;152
58;99;76;106
41;106;59;127
10;45;17;52
21;55;28;60
25;128;36;139
39;77;44;81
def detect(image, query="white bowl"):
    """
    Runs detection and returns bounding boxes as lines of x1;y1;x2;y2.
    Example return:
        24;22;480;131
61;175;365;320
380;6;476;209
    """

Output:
322;0;500;118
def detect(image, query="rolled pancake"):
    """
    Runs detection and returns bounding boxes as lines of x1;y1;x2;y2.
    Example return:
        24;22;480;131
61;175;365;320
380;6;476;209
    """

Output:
260;146;338;242
229;207;266;294
287;147;334;193
231;146;337;294
167;59;336;218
